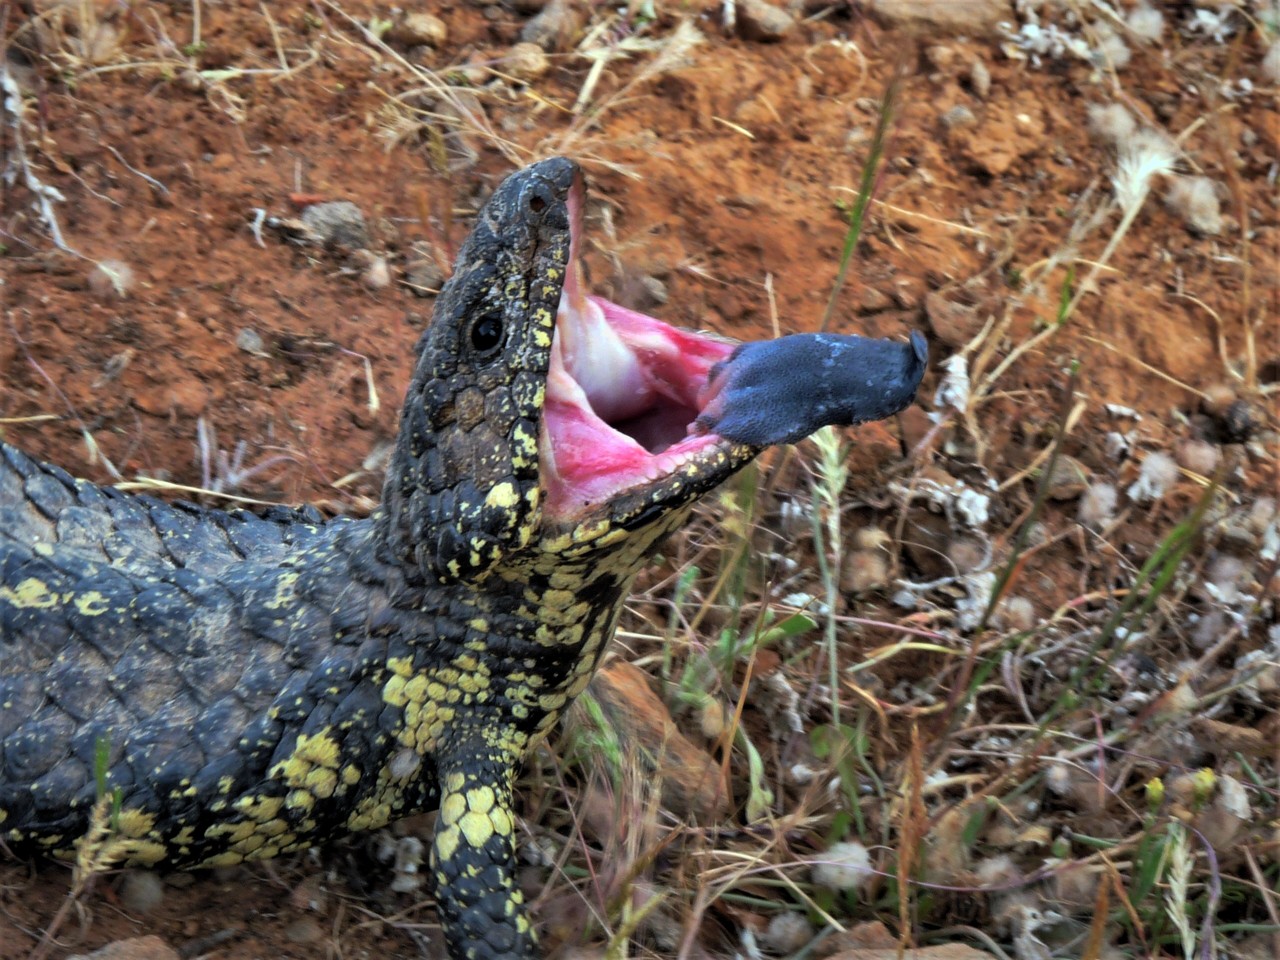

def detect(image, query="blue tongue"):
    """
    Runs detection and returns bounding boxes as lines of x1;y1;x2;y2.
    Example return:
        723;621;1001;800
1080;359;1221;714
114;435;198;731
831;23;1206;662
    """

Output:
697;330;928;446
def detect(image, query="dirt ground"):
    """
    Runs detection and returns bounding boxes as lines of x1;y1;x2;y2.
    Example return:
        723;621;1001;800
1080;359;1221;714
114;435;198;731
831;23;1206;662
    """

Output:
1;1;1277;958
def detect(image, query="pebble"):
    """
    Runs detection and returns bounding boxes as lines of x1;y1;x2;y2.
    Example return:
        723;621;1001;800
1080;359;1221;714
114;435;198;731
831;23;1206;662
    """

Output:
235;327;267;355
969;57;991;98
941;104;977;130
1003;595;1036;632
69;937;178;960
843;549;889;593
1046;454;1090;501
521;0;585;52
1201;383;1237;417
865;0;1009;37
946;536;987;574
1220;399;1258;444
924;290;982;347
388;12;447;48
283;917;324;945
736;0;795;42
119;870;165;915
1175;438;1220;476
358;252;392;290
638;275;668;306
300;201;369;251
503;42;549;82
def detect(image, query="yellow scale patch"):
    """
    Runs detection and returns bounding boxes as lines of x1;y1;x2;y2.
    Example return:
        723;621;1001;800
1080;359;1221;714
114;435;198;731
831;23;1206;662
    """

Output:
263;571;300;611
0;578;64;609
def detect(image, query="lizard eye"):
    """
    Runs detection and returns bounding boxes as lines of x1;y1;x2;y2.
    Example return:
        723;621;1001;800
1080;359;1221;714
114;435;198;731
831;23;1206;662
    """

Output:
470;312;505;358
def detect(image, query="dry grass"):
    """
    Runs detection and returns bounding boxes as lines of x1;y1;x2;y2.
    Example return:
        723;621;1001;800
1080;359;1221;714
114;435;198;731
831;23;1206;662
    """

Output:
2;2;1276;959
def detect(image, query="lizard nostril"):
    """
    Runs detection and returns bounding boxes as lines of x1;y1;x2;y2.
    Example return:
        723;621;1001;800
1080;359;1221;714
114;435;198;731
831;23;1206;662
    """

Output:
528;194;546;213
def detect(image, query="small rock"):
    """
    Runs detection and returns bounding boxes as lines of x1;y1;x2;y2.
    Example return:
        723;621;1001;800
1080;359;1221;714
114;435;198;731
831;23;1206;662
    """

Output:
388;12;447;48
300;200;369;251
1219;399;1258;444
1201;383;1237;418
1175;438;1220;476
69;937;179;960
1002;595;1035;632
354;251;391;290
924;44;956;71
119;870;165;915
284;917;324;945
856;285;892;315
1166;176;1223;235
1246;497;1276;535
941;104;976;129
521;0;585;52
1045;454;1090;501
235;327;267;356
405;255;447;296
736;0;796;42
637;275;668;306
1262;38;1280;83
503;42;549;82
866;0;1009;37
947;536;987;574
843;549;889;593
969;57;991;98
924;290;982;347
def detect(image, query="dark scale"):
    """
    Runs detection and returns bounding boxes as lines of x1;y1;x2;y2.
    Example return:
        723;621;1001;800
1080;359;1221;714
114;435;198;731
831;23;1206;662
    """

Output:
1;158;926;959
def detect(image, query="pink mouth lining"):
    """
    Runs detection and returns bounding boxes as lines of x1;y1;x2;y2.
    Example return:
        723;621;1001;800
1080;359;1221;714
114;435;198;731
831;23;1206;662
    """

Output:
539;175;740;520
542;295;736;518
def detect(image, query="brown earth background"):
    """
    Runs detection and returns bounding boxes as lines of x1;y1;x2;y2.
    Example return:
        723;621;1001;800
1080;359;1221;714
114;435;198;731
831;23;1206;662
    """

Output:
1;1;1277;958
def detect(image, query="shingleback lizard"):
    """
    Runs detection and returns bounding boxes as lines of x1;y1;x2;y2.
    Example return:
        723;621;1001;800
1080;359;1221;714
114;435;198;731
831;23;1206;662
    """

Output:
0;157;926;959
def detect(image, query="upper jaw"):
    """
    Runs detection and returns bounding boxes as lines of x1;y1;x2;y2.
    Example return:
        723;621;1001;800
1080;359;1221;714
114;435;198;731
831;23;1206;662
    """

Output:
537;167;747;523
541;289;742;522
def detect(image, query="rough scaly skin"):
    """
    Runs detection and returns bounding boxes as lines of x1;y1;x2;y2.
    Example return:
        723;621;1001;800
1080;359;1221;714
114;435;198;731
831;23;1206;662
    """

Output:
1;158;922;959
0;159;761;960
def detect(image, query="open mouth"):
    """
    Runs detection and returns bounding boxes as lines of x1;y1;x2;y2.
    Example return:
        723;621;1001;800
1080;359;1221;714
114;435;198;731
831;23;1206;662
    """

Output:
540;178;737;518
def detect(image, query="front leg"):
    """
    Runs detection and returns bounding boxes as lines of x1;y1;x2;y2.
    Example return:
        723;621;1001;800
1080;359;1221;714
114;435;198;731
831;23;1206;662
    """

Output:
433;737;537;960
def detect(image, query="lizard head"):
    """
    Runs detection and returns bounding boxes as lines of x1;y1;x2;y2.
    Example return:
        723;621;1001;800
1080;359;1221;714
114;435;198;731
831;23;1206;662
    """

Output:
382;157;926;584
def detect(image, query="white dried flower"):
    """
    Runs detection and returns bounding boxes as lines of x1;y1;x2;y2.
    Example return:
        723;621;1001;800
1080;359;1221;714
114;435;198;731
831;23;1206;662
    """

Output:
1184;8;1236;44
810;841;874;893
1166;175;1223;234
88;259;135;300
1113;131;1177;213
1262;39;1280;83
935;354;971;413
1079;482;1118;528
1088;103;1136;147
762;912;813;954
1127;3;1165;43
1127;451;1178;504
1093;23;1131;69
1105;431;1132;460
